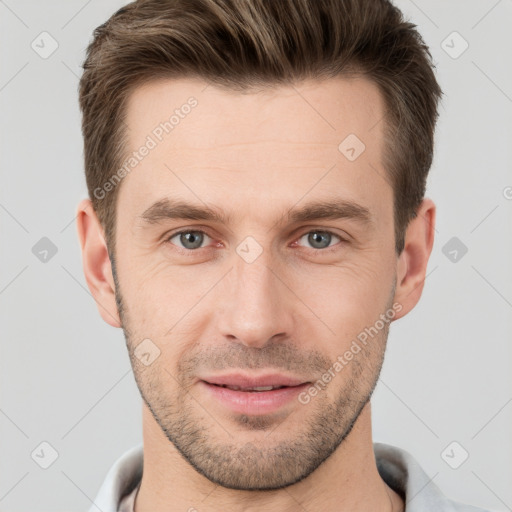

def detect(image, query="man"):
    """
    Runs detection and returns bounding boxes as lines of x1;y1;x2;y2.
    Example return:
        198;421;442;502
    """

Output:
75;0;490;511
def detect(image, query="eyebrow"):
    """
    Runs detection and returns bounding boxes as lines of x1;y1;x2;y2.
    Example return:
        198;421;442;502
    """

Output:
138;197;373;227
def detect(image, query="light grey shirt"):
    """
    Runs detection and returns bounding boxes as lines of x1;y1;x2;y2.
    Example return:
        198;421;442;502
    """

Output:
88;442;493;512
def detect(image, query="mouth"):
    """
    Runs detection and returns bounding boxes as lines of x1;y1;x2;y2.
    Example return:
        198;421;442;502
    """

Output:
201;372;309;388
207;383;292;392
198;373;311;415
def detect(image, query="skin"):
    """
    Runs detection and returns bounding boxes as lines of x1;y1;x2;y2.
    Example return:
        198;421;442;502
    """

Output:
77;76;435;511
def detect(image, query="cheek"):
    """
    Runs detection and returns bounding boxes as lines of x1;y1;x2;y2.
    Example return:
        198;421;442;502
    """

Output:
119;257;217;339
118;235;395;341
291;254;393;324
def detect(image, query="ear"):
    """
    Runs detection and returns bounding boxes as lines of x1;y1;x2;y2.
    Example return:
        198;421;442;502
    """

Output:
392;198;436;320
76;199;121;328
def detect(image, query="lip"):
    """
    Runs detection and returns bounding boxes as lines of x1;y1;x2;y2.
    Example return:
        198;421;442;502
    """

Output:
198;373;310;415
200;373;308;388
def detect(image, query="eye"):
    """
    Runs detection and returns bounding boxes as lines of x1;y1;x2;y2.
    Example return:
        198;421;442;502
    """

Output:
166;230;212;250
164;228;346;254
296;230;344;251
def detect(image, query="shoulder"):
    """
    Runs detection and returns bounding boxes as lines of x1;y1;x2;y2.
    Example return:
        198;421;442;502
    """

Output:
88;443;143;512
373;442;494;512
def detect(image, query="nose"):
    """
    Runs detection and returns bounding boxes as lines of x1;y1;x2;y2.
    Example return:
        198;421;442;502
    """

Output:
216;248;295;349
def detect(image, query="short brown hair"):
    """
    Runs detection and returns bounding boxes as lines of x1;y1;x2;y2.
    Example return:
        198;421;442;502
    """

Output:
79;0;442;256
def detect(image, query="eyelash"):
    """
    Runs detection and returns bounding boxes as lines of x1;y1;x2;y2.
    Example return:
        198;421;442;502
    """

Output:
164;228;346;255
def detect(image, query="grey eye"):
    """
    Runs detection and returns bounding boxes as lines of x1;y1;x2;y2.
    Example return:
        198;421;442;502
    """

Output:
170;231;209;250
299;231;340;250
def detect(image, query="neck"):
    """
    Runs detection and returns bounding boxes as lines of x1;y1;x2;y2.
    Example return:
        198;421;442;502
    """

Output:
134;402;403;512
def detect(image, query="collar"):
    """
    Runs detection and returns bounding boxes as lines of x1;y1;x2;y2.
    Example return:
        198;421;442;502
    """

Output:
89;442;489;512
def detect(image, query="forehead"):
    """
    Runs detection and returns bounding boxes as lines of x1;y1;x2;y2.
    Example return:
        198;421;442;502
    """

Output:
119;76;389;223
125;75;384;146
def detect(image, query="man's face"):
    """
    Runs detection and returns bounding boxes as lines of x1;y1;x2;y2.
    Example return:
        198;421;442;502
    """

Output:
113;76;398;490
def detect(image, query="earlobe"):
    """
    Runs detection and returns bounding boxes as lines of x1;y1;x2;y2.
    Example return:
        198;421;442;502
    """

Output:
392;198;436;320
76;199;121;328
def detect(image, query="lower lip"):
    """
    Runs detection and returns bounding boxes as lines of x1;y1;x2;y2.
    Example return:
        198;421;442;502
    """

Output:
199;381;310;415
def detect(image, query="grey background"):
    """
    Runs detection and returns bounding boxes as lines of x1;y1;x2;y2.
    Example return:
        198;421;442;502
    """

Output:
1;0;511;511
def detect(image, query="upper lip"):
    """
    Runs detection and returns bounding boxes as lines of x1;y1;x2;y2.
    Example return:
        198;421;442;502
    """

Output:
201;373;309;388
